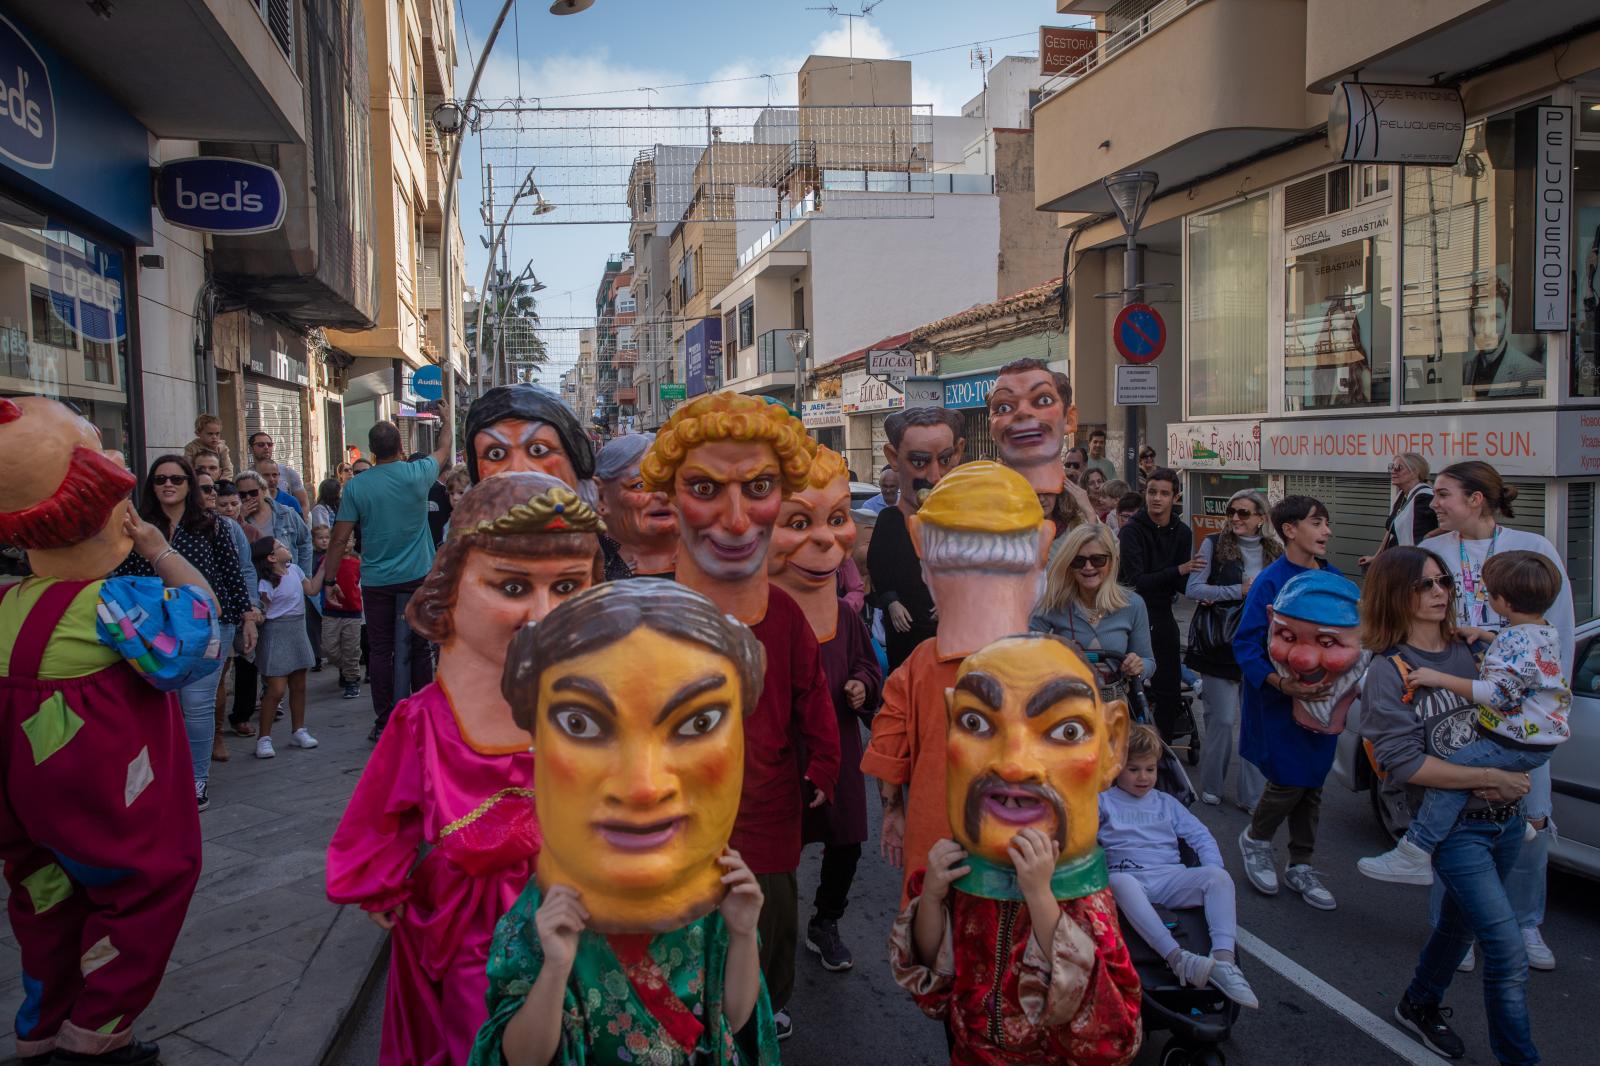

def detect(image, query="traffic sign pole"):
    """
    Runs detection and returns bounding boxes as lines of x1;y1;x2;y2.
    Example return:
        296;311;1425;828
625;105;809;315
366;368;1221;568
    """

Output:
1123;241;1143;484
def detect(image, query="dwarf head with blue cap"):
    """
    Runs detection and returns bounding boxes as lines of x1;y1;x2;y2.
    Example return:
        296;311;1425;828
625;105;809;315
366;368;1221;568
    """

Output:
1268;570;1369;734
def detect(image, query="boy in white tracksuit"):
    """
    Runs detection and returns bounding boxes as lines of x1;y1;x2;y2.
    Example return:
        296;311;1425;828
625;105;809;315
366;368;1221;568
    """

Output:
1099;724;1258;1008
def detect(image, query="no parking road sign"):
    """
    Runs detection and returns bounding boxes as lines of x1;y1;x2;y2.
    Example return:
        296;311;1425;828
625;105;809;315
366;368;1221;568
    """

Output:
1113;303;1166;364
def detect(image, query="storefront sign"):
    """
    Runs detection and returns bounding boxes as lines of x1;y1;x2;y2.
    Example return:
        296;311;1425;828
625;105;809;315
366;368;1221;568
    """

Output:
410;364;443;401
802;398;843;429
1039;26;1097;77
684;317;721;397
0;15;53;169
1262;412;1560;477
1285;202;1390;256
1529;106;1571;332
1114;364;1158;405
842;370;904;414
1167;421;1261;471
156;157;286;235
1556;409;1600;477
0;14;148;245
658;381;686;402
942;371;998;410
866;347;915;379
1329;82;1465;166
903;376;944;409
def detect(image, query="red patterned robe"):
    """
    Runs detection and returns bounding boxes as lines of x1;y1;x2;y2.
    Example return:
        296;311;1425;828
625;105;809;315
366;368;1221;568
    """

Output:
889;872;1142;1066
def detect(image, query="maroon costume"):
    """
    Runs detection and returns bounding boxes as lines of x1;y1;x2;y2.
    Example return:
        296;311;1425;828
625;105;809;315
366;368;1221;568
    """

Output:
802;600;881;847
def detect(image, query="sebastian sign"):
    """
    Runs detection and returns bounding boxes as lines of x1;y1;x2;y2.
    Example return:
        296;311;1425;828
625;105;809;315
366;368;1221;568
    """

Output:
1329;82;1465;166
1167;421;1261;471
1039;26;1097;77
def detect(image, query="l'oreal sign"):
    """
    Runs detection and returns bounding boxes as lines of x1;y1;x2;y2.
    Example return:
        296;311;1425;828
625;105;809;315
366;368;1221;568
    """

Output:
156;157;286;235
0;14;55;170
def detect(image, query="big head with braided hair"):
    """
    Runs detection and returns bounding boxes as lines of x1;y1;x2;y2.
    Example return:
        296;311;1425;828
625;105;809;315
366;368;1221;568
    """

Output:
642;393;816;612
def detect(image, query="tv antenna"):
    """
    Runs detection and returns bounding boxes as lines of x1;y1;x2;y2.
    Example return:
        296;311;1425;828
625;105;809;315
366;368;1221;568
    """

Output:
807;1;885;60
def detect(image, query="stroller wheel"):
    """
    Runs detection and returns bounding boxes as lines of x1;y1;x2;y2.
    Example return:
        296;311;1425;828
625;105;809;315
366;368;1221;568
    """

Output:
1161;1038;1225;1066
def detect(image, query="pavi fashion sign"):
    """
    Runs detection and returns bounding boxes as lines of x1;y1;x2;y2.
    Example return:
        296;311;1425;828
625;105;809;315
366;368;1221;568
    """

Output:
156;157;286;235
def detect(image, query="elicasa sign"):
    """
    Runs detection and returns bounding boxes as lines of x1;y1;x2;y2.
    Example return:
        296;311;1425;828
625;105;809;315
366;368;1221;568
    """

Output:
0;13;55;170
156;157;286;235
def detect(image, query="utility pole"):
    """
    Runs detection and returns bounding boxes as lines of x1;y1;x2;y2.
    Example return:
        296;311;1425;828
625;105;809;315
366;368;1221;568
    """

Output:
1102;170;1160;484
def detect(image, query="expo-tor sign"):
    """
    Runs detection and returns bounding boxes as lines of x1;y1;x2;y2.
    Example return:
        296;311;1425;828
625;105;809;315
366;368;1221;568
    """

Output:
157;157;286;235
1113;303;1165;364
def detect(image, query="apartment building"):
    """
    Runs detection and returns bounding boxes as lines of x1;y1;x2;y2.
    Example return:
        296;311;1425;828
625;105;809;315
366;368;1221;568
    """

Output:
327;0;464;458
1035;0;1600;614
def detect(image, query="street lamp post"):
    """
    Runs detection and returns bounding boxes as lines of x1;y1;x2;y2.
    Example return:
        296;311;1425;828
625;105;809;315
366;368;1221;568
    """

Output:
435;0;594;439
1102;170;1160;485
473;170;552;391
787;328;810;414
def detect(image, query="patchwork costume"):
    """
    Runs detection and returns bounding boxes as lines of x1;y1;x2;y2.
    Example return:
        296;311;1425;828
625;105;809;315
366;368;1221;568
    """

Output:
1;576;216;1057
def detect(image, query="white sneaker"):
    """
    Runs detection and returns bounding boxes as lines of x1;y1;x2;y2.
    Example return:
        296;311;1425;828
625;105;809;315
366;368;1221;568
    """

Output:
1522;927;1555;971
254;736;276;759
1200;791;1221;806
1166;949;1214;990
1457;946;1475;973
289;727;318;749
1237;829;1279;895
1358;837;1434;886
1208;958;1259;1008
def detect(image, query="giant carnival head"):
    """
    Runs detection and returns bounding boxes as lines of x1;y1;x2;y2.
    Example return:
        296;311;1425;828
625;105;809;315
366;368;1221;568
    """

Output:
594;433;678;561
0;396;137;579
502;580;765;932
986;357;1076;497
463;384;594;486
882;405;965;511
945;634;1129;877
768;445;855;598
1268;569;1368;735
641;392;816;584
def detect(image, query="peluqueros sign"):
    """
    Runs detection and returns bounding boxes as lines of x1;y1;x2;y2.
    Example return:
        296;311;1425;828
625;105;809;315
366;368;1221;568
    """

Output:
156;157;286;235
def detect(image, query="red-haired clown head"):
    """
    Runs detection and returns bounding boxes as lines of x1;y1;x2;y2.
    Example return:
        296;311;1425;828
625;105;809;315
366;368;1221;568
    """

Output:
0;396;136;551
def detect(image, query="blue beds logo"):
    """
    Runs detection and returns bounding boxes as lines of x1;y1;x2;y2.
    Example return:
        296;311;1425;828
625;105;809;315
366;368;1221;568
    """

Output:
0;14;56;170
156;157;286;234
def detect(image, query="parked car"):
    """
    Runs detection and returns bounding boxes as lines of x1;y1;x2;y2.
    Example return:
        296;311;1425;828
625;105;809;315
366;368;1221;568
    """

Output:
1331;622;1600;881
850;481;881;509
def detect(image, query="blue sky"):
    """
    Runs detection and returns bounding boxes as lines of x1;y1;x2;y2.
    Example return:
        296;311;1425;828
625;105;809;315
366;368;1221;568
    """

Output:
453;0;1083;383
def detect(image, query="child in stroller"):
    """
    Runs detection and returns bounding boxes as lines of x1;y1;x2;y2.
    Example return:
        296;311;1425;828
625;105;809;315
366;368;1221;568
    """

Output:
1100;724;1255;1064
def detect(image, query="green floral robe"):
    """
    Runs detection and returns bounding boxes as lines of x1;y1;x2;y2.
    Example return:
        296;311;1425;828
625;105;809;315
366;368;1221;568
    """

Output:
469;882;780;1065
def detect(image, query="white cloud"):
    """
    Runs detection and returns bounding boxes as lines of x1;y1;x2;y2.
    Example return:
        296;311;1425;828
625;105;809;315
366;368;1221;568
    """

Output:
808;20;895;61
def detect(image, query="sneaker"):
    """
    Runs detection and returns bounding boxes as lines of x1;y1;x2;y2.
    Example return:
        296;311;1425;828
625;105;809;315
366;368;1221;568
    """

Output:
773;1009;793;1041
1394;996;1466;1059
289;727;318;749
1358;837;1434;886
195;781;210;813
54;1039;162;1066
1200;791;1221;806
1166;948;1213;989
1283;864;1336;910
343;682;361;700
1237;829;1279;896
1522;927;1555;971
1457;946;1475;973
1208;958;1259;1009
255;736;276;759
805;918;854;972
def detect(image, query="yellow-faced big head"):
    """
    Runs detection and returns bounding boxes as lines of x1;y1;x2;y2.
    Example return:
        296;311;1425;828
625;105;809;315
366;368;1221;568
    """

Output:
502;581;765;933
945;634;1129;867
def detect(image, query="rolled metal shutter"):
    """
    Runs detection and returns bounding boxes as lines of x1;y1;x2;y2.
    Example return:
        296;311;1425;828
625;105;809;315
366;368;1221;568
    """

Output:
243;376;305;474
1282;474;1390;579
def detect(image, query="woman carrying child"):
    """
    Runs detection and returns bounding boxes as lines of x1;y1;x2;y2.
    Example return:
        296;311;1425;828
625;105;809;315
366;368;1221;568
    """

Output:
1098;723;1258;1007
250;537;328;758
1358;547;1537;1064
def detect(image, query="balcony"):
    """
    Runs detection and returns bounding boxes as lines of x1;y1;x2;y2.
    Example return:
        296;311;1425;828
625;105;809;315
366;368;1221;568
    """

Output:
1033;0;1315;213
737;194;819;270
727;329;806;398
418;0;451;96
1305;0;1597;91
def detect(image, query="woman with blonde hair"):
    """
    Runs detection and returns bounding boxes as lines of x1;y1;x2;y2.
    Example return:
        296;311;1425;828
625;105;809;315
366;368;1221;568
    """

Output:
1030;522;1154;702
1186;489;1281;810
1360;451;1437;567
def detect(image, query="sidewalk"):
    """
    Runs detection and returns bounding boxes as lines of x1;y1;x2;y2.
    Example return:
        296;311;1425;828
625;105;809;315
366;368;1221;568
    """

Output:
1;670;386;1065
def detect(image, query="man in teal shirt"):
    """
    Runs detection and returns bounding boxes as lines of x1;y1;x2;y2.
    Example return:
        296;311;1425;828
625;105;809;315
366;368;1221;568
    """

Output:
323;405;454;741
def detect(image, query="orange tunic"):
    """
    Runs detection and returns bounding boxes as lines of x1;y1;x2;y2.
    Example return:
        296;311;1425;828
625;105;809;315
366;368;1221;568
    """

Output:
860;635;964;906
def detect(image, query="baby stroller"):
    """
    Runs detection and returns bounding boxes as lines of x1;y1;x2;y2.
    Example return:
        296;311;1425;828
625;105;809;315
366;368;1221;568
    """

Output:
1117;687;1240;1066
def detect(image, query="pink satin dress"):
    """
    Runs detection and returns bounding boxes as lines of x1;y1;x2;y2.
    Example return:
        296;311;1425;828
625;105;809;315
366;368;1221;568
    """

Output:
326;682;539;1065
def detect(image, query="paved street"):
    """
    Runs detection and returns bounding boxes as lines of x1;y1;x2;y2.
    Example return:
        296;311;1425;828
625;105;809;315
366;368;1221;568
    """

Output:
336;730;1599;1066
1;671;383;1066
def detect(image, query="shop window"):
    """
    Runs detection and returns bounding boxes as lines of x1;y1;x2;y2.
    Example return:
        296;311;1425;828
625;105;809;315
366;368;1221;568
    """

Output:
1186;472;1268;547
1283;219;1392;411
30;285;76;349
1187;196;1269;417
738;298;755;348
1573;148;1600;397
1400;118;1545;404
80;303;117;385
1567;482;1596;623
1581;96;1600;137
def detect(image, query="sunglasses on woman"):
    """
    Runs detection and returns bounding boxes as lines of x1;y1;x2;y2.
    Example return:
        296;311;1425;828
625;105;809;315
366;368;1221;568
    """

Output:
198;484;217;495
1068;553;1112;571
151;474;189;486
238;488;261;499
1414;574;1456;593
1226;507;1259;519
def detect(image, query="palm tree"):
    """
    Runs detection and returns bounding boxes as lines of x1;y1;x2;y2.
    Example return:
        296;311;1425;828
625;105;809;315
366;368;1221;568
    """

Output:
468;265;547;384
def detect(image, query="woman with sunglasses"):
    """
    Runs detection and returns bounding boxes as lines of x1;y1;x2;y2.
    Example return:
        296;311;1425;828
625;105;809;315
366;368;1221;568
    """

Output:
1030;523;1155;703
1184;490;1280;810
1427;460;1573;974
1358;452;1437;568
114;455;255;811
1359;547;1536;1063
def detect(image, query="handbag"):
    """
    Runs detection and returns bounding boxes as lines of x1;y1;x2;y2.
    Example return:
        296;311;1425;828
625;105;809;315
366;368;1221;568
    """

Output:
1185;600;1243;674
